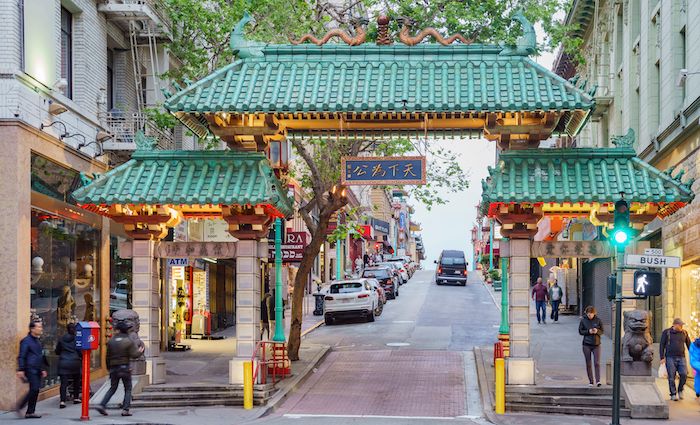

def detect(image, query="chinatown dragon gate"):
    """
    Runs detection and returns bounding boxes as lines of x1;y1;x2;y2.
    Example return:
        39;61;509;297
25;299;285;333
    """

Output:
73;11;694;386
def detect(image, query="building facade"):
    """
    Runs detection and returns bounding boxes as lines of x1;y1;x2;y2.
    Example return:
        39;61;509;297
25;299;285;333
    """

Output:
555;0;700;339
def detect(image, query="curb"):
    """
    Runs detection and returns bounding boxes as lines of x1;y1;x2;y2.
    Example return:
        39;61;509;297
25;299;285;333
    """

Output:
474;346;499;424
254;344;332;420
300;318;324;337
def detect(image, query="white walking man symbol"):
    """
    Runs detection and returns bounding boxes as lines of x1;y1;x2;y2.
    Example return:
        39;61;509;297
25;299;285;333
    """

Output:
635;274;649;294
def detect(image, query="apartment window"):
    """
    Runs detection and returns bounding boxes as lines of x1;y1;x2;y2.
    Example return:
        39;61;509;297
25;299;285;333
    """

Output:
107;49;114;110
60;7;72;98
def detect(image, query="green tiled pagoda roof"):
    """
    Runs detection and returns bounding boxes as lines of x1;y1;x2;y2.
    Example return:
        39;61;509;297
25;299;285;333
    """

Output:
72;150;293;217
164;43;594;136
481;144;695;217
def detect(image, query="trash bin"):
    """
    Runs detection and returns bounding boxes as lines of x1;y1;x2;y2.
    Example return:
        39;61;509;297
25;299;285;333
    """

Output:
313;293;325;316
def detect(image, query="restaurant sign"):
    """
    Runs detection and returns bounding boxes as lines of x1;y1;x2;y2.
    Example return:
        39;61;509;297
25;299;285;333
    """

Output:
371;218;390;234
268;232;308;262
341;156;426;185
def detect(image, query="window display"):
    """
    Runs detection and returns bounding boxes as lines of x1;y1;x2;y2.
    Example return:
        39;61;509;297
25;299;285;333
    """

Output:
110;236;132;314
30;209;101;389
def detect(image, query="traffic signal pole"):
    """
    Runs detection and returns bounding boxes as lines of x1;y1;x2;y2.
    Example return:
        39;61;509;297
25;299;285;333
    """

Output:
611;246;624;425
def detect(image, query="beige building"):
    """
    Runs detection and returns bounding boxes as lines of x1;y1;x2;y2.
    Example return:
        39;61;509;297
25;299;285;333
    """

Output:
0;0;182;408
555;0;700;339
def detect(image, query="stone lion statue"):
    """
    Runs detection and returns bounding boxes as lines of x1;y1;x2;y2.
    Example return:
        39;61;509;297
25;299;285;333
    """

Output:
112;309;146;375
622;310;654;362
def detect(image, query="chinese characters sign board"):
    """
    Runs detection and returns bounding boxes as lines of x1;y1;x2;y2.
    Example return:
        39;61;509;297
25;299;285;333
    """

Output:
341;156;426;185
268;232;308;263
530;241;614;258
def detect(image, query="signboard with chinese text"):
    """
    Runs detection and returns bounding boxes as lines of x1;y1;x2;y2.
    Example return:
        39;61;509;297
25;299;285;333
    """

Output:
531;241;614;258
268;232;308;262
371;218;390;234
341;156;426;185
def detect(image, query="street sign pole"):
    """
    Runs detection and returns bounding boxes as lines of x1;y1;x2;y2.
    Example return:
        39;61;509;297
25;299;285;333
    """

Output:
611;245;623;425
272;217;285;342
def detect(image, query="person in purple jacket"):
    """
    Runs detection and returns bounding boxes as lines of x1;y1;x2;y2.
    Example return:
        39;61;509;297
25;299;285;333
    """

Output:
531;278;549;324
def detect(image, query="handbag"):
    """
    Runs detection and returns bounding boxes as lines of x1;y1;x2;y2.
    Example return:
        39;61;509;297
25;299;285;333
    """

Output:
657;365;668;379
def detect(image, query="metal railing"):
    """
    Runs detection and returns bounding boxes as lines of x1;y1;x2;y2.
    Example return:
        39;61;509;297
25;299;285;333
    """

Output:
101;0;171;30
251;340;291;386
100;111;174;150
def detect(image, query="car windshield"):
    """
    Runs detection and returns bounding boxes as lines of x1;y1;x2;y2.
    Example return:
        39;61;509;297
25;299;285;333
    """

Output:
330;282;364;294
363;269;390;279
441;257;466;266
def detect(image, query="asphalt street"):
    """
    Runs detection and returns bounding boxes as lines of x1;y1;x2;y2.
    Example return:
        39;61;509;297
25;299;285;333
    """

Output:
254;269;500;424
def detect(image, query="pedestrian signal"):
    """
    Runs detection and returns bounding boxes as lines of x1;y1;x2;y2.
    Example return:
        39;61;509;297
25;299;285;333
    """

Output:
633;270;662;297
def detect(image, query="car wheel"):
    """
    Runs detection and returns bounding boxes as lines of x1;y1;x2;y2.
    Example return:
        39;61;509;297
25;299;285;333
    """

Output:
436;281;442;285
367;308;375;322
395;287;399;297
461;281;467;286
374;303;382;316
324;316;333;326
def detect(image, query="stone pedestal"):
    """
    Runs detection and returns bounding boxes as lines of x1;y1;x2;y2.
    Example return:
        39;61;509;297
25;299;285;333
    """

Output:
229;240;264;384
131;240;165;384
621;361;652;376
506;238;535;384
622;378;669;419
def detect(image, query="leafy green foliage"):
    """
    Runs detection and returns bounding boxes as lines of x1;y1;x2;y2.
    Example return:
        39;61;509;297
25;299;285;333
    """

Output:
144;106;179;130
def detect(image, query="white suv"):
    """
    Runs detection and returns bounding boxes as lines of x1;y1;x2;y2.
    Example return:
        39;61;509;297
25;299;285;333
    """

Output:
324;279;378;325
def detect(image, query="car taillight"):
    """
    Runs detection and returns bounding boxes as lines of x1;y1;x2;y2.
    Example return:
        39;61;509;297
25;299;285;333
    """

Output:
358;294;369;298
438;267;442;274
324;296;334;301
463;270;468;275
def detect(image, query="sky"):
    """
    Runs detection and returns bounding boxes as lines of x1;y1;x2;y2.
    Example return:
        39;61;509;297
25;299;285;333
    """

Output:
412;49;557;267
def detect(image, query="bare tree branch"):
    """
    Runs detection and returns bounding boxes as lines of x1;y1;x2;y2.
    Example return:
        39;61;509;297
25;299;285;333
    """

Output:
290;138;324;195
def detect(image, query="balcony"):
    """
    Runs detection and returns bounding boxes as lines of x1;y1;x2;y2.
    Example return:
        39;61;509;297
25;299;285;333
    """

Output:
100;111;174;151
98;0;171;39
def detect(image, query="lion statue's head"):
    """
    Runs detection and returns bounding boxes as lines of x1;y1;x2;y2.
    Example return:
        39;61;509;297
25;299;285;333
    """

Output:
624;310;651;333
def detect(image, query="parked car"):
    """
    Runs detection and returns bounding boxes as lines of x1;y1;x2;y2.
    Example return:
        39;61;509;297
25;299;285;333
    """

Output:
381;261;409;283
324;279;379;325
362;267;399;299
109;279;129;312
434;250;468;286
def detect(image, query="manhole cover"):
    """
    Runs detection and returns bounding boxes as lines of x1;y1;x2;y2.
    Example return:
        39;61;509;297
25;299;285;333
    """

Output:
386;342;411;347
544;375;582;382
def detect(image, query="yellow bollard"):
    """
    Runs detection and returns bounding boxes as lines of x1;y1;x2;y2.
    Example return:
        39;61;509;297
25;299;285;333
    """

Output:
243;361;253;410
495;357;505;414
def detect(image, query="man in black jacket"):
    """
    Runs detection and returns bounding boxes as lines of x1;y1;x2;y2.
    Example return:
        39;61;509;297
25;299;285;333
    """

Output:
660;318;691;400
96;320;144;417
16;320;47;419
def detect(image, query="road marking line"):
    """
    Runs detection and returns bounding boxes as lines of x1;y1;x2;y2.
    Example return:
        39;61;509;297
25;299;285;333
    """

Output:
482;280;501;312
284;414;457;420
392;320;415;323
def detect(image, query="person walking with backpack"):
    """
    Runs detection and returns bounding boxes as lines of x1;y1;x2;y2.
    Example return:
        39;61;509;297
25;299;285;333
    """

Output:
96;321;144;417
548;280;563;322
55;323;81;408
531;278;549;324
579;306;604;387
15;320;48;419
660;318;691;401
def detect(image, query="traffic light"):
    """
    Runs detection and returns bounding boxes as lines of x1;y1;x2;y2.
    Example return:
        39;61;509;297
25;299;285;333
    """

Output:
610;199;631;248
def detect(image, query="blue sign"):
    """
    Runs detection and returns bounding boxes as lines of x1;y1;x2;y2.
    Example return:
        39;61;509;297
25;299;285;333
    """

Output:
341;156;426;185
371;218;390;234
399;212;407;230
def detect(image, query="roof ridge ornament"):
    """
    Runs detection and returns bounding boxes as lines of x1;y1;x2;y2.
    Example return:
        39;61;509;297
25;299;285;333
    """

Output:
499;10;537;56
610;128;635;148
290;17;368;46
135;130;158;151
398;17;473;46
230;11;264;59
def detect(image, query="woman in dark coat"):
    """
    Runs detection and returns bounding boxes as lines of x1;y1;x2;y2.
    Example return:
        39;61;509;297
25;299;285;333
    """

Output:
579;306;604;387
55;323;81;407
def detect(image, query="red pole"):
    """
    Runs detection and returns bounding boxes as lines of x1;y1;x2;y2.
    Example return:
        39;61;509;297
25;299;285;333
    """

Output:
80;350;90;420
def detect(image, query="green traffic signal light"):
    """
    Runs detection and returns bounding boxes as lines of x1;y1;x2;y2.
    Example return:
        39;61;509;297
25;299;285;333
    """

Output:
613;229;629;244
610;198;631;248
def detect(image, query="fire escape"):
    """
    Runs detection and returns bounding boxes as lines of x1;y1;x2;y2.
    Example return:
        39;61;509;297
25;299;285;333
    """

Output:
98;0;175;153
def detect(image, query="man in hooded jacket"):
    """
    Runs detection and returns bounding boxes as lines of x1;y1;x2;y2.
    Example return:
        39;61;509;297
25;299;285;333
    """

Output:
660;318;691;400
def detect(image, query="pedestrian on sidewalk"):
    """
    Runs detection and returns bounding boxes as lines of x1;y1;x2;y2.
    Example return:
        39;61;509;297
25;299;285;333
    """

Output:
15;320;48;419
689;336;700;398
660;318;691;401
55;323;81;408
261;293;272;340
363;253;370;267
355;256;363;274
579;306;604;387
531;278;549;324
548;280;563;322
96;320;144;417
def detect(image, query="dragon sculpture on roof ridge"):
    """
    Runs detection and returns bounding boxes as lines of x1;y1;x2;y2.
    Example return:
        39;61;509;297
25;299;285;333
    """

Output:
290;17;369;46
398;17;473;46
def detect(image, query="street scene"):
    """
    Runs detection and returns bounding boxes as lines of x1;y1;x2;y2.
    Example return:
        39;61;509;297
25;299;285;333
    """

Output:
2;0;700;424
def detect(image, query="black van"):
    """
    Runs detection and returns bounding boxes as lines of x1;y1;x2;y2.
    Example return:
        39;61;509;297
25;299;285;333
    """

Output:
434;250;468;286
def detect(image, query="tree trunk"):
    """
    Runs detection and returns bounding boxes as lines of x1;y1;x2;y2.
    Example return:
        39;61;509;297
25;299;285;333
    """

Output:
287;211;332;361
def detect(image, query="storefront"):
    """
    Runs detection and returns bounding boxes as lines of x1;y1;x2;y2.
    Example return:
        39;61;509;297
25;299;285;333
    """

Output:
29;152;108;389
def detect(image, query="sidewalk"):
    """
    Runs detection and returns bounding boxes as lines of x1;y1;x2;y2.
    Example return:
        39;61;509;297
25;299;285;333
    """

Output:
0;294;327;424
479;279;700;424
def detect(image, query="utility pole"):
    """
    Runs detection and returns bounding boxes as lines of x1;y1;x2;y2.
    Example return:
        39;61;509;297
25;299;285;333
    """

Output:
272;217;285;342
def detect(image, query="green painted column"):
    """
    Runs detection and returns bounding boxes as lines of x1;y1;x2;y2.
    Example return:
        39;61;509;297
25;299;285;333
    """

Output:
335;240;342;280
499;254;509;335
272;218;285;342
489;218;494;270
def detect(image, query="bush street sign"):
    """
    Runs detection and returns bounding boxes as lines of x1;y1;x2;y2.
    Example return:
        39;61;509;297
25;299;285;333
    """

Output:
625;254;680;268
341;156;426;185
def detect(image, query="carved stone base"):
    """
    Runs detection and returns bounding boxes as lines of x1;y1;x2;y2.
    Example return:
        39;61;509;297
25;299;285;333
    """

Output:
621;361;651;376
